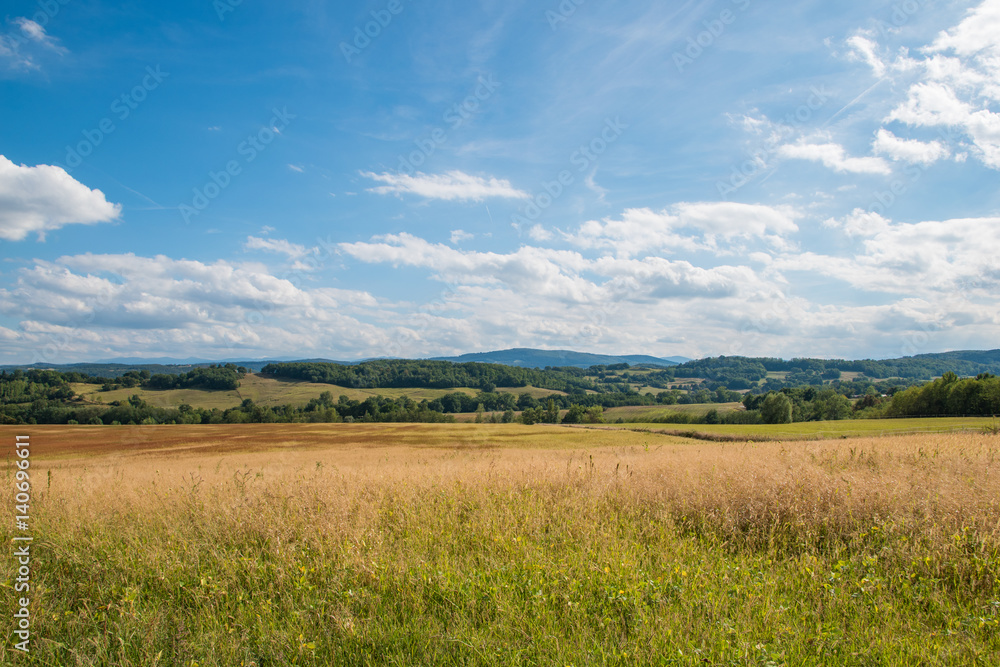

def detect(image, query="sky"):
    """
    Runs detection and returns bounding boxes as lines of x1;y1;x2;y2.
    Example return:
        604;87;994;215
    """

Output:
1;0;998;364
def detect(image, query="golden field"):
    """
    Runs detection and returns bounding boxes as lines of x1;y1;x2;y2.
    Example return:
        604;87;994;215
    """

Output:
1;423;998;665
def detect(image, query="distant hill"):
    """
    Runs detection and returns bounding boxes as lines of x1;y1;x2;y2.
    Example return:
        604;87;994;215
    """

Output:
6;348;998;379
430;348;684;369
0;357;389;378
0;361;279;378
911;349;1000;366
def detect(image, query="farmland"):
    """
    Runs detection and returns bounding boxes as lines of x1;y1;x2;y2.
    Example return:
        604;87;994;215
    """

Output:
592;416;1000;441
70;373;483;410
2;422;998;664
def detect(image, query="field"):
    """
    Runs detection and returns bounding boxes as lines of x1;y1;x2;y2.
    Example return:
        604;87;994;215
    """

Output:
495;386;567;399
596;416;1000;440
70;374;482;409
603;402;744;422
2;423;999;664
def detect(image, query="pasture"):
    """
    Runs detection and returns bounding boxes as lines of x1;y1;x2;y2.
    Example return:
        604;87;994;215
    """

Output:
70;374;482;410
2;423;999;665
596;416;1000;441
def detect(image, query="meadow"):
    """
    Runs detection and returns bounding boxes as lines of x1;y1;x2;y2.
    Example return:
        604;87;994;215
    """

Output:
70;374;486;410
2;423;999;665
596;416;1000;441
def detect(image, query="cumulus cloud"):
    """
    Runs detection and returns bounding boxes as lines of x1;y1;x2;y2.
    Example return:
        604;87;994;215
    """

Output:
876;1;1000;168
0;253;391;362
928;0;1000;58
0;156;121;241
823;209;892;238
778;215;1000;294
244;235;311;259
872;129;950;165
886;83;973;128
567;202;798;257
776;142;892;175
339;229;777;307
527;225;553;242
361;170;529;201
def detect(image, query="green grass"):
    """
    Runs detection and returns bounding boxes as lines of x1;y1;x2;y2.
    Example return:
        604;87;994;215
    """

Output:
18;494;998;665
71;374;481;410
495;385;566;398
604;402;744;421
3;424;999;664
603;416;998;440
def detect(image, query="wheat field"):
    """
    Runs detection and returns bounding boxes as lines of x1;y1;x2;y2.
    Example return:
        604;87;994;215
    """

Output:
2;424;999;665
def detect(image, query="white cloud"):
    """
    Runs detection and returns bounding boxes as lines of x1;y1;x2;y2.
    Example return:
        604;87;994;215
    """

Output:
361;170;529;201
527;225;553;241
872;129;950;165
876;2;1000;168
846;34;886;78
0;156;121;241
340;233;596;303
567;202;798;257
674;202;798;236
450;229;474;244
244;235;310;259
287;164;304;173
777;142;892;175
928;0;1000;58
339;230;776;306
778;215;1000;294
822;208;891;237
0;18;66;70
0;253;390;362
886;82;972;127
12;18;65;53
584;170;608;203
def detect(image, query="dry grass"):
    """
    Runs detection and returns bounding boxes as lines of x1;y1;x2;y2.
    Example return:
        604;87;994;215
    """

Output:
2;424;999;664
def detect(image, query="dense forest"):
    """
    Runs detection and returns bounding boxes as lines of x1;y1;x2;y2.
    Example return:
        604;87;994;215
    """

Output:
674;351;1000;383
260;360;600;393
884;372;1000;417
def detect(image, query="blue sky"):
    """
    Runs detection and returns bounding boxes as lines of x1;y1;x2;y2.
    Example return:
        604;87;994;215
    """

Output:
1;0;998;364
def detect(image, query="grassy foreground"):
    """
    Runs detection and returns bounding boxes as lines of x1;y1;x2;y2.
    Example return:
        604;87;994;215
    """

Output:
2;424;999;665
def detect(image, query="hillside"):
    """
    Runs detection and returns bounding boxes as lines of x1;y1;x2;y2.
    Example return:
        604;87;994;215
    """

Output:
4;348;999;384
430;348;684;368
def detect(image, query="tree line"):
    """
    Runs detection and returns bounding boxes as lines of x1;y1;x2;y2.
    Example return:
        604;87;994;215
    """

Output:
260;360;598;393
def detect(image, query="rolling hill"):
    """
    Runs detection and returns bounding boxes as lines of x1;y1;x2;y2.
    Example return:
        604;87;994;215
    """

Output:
430;348;686;368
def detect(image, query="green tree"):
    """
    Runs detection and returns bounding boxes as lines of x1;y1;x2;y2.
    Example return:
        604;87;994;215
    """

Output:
761;392;793;424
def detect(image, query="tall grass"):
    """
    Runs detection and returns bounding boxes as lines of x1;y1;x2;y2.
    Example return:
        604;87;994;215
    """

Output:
2;427;999;664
